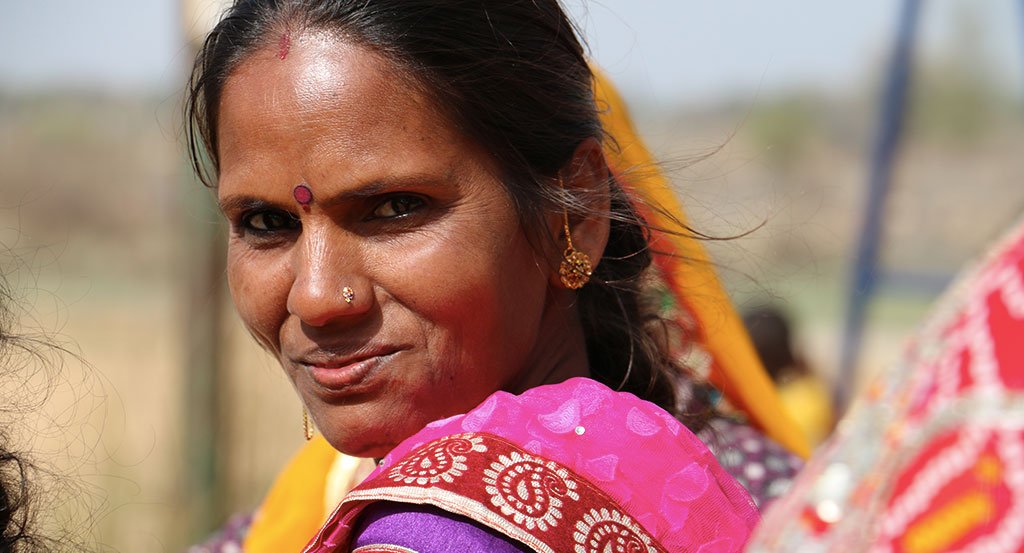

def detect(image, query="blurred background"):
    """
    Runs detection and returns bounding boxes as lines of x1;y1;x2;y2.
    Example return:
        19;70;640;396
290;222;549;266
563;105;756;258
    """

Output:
1;0;1022;550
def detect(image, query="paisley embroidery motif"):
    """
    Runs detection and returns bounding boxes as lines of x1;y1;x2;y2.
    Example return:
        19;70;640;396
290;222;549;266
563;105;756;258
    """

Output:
572;507;657;553
388;434;486;485
483;450;581;531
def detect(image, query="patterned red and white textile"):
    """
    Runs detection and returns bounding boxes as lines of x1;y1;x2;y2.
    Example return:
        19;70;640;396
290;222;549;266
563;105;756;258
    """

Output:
748;218;1024;553
303;377;760;552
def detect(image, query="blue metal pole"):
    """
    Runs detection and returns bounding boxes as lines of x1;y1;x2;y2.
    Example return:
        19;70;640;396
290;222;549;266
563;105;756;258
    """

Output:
837;0;922;411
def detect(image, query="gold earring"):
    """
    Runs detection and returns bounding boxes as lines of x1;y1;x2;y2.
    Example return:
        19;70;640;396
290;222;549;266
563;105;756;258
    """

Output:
302;406;314;441
558;181;592;290
341;286;355;304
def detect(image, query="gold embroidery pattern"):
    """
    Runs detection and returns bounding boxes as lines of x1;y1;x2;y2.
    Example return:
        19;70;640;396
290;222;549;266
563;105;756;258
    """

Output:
573;507;657;553
483;450;581;531
388;434;487;485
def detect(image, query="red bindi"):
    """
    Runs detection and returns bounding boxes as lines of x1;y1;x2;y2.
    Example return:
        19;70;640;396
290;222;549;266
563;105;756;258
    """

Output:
293;183;313;206
277;31;291;60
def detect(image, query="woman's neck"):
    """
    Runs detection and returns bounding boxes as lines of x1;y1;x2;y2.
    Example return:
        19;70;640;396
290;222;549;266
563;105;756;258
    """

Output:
503;288;591;394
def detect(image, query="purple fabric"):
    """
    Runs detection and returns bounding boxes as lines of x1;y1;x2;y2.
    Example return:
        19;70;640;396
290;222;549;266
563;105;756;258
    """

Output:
353;501;532;552
699;417;803;508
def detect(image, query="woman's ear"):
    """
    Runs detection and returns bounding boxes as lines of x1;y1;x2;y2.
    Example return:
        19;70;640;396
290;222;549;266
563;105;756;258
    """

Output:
549;137;612;288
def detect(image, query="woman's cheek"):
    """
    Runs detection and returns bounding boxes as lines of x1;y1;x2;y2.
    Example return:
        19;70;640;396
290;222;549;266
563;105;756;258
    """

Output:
374;233;461;297
227;249;290;353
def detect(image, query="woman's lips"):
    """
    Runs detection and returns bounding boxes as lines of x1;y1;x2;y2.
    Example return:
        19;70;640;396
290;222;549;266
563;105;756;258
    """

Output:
297;348;400;394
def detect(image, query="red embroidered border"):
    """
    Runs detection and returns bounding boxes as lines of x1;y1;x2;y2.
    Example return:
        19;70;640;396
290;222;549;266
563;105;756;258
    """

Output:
329;432;669;553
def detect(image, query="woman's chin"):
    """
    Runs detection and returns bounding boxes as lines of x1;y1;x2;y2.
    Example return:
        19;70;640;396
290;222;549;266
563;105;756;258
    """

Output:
319;423;404;459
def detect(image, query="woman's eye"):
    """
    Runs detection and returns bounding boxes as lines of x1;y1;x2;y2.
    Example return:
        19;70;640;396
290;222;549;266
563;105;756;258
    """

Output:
371;195;425;219
241;209;299;233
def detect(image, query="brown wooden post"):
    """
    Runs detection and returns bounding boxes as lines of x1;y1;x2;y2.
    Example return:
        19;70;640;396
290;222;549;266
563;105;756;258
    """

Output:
179;0;231;545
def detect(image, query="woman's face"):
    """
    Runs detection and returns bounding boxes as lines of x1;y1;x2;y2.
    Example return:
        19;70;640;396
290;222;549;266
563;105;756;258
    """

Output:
216;33;582;457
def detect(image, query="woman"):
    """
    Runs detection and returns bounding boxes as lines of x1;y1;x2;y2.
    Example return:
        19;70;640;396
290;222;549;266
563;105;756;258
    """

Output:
743;305;835;448
186;1;803;550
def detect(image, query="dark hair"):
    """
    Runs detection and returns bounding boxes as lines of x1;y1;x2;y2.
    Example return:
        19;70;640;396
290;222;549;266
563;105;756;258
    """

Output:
0;261;99;552
186;0;714;430
0;447;38;552
0;274;46;552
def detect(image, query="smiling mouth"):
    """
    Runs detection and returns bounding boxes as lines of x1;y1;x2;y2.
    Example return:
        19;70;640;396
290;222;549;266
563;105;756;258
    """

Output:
295;347;402;396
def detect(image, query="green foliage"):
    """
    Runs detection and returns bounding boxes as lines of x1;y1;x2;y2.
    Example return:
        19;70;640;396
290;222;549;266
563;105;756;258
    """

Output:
907;1;1007;145
747;95;825;169
908;64;1003;145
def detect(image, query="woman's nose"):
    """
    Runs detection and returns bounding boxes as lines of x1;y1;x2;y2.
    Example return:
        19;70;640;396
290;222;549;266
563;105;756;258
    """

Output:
286;226;371;327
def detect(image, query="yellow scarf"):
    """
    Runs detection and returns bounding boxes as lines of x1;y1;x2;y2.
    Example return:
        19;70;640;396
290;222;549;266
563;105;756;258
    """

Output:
244;69;809;553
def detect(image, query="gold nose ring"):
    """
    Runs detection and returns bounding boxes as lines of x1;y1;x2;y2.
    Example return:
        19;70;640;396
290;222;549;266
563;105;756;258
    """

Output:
341;286;355;304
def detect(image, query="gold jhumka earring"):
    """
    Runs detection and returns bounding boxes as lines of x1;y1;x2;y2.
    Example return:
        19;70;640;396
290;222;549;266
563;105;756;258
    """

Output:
302;406;314;441
558;179;593;290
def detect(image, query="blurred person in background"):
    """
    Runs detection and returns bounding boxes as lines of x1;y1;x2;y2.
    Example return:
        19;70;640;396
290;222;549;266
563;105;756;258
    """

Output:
744;305;835;448
184;0;809;551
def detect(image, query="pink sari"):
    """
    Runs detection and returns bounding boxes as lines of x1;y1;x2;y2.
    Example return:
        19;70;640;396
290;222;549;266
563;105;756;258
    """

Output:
303;377;759;552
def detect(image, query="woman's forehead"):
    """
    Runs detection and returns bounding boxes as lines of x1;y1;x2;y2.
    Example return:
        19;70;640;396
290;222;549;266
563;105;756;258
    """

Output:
217;36;454;175
220;35;411;133
215;33;498;199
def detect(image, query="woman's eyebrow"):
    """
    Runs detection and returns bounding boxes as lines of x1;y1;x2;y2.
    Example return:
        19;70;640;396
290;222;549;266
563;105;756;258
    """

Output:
217;173;452;213
315;175;449;208
217;195;281;214
315;181;390;207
